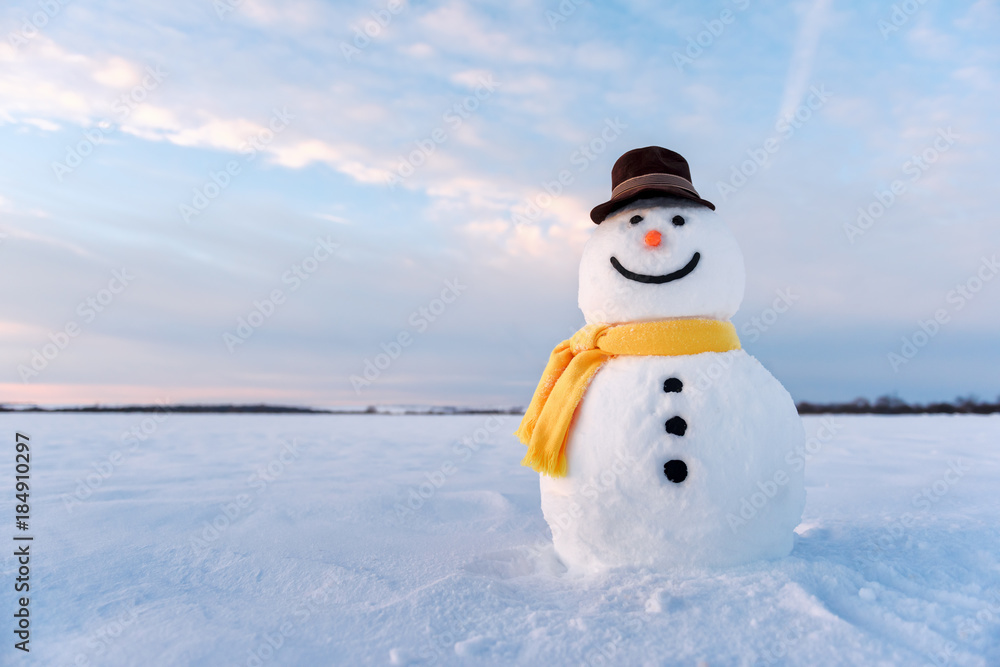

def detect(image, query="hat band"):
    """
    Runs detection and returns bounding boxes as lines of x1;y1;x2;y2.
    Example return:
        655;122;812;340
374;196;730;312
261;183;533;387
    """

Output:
611;173;699;199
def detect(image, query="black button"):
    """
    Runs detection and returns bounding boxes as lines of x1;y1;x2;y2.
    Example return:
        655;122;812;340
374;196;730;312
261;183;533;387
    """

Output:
664;460;687;483
663;377;683;393
665;416;687;436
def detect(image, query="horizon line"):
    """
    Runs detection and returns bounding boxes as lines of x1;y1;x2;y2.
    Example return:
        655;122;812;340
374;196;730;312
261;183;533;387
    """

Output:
1;396;999;416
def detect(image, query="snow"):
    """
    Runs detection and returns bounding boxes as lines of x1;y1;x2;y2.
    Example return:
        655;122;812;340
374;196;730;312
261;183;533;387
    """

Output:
2;413;1000;666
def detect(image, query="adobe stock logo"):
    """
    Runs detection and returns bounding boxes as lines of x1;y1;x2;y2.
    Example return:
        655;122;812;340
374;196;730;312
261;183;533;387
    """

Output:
52;65;168;181
223;236;339;352
844;127;958;244
179;107;294;223
6;0;71;50
385;75;501;189
715;85;832;202
18;269;135;382
672;0;752;72
339;0;407;61
888;254;998;372
509;117;628;229
350;278;467;393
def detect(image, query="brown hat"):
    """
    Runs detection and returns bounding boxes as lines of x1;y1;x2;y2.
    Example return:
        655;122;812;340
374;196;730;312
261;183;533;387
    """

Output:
590;146;715;223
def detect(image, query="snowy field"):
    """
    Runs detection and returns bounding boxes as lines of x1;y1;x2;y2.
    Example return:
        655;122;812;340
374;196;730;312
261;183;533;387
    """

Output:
1;413;999;666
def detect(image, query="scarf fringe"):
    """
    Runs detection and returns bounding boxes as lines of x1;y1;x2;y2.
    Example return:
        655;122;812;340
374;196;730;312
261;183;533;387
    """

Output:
520;445;569;478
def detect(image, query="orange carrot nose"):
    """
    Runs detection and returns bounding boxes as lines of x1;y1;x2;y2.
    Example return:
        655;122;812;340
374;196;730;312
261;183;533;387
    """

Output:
644;230;662;247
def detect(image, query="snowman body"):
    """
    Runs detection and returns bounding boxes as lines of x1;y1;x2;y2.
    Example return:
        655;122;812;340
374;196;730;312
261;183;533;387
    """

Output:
539;196;805;572
541;350;805;571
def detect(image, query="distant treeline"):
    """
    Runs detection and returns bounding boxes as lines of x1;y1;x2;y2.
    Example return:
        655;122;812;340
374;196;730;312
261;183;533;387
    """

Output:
0;403;322;414
0;403;525;415
796;396;1000;415
0;398;997;415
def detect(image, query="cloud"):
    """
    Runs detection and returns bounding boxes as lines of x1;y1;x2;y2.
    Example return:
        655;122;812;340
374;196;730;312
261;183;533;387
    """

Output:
0;193;49;221
418;1;547;64
905;17;958;60
951;66;992;91
19;117;61;131
238;0;324;27
0;38;130;123
776;0;834;124
399;42;434;58
270;139;393;184
0;320;46;340
1;226;98;260
91;56;143;87
449;68;495;89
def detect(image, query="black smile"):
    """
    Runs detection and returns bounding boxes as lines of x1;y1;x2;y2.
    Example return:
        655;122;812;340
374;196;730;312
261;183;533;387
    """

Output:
609;252;701;284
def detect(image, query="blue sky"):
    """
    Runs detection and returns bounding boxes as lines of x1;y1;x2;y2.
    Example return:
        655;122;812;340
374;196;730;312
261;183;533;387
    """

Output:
0;0;997;406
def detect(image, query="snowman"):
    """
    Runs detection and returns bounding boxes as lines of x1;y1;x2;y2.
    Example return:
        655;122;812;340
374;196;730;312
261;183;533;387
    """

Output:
516;146;805;572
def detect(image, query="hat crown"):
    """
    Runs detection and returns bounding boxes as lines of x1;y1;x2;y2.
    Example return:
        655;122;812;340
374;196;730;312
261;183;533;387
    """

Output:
611;146;693;189
590;146;714;223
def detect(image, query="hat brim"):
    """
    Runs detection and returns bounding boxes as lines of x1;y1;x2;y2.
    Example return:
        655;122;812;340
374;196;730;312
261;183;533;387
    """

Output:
590;187;716;224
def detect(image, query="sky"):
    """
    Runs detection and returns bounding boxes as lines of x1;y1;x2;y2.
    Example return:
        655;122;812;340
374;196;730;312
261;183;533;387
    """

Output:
0;0;997;407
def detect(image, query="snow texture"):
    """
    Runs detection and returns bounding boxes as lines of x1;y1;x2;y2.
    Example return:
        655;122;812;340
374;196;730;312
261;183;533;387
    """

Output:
541;350;806;572
578;198;746;325
1;413;998;666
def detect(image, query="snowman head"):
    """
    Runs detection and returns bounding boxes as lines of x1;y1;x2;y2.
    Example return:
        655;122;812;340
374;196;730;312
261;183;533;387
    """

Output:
578;196;745;325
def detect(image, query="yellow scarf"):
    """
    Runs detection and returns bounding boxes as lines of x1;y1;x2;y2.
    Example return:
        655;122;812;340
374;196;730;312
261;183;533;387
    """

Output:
515;318;741;477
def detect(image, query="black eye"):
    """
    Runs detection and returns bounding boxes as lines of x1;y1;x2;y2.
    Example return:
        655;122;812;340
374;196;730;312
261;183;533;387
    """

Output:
672;215;685;226
630;215;643;225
